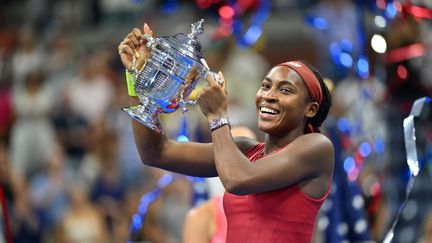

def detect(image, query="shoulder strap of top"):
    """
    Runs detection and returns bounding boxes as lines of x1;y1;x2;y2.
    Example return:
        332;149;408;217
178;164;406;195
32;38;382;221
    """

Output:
245;143;265;161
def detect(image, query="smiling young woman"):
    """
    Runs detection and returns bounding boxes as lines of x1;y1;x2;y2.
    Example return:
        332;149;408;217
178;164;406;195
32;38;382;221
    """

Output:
118;24;334;243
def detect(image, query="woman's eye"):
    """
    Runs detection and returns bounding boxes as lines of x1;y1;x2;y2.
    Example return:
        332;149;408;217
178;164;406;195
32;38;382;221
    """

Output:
280;87;291;93
261;84;270;90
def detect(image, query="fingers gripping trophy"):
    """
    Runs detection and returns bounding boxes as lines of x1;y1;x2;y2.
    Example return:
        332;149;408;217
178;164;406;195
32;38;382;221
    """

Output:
119;19;222;134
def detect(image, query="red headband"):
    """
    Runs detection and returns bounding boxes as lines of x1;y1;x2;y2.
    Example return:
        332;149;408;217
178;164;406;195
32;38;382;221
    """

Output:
277;61;323;105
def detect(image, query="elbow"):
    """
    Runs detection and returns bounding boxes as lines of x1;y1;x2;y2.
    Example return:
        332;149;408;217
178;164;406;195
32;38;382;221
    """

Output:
133;132;169;167
136;139;170;167
137;150;162;167
218;164;253;195
222;178;250;196
140;158;155;167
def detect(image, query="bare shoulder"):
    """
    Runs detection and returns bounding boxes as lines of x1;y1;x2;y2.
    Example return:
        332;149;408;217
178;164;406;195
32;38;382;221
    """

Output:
234;136;260;154
184;199;213;230
186;199;213;219
287;133;334;170
293;133;334;152
292;134;334;197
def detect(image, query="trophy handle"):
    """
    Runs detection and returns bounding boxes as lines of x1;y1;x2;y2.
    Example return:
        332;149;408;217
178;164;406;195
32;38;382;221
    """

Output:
178;69;222;113
179;99;197;113
143;34;156;48
130;34;157;75
206;70;223;85
199;58;223;85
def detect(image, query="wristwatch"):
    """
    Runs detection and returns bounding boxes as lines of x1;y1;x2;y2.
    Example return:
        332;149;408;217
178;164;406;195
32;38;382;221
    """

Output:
209;117;231;132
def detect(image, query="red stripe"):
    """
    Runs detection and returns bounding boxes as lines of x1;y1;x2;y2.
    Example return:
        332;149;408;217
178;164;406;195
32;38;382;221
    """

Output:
385;43;426;64
403;4;432;19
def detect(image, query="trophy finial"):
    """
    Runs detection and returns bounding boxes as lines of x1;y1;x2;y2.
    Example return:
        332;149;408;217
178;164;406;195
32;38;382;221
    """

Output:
187;19;205;39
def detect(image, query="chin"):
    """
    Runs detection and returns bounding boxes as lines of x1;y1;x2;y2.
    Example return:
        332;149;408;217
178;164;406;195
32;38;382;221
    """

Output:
257;123;277;134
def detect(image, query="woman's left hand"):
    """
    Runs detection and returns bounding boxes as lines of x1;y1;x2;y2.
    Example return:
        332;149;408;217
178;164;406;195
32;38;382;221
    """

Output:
197;71;228;121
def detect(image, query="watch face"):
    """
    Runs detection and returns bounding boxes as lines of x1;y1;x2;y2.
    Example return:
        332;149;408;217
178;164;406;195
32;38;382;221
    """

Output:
209;117;229;131
209;117;230;131
210;118;221;128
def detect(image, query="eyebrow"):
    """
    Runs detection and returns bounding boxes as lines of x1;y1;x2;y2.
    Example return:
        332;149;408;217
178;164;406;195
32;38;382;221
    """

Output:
264;77;295;86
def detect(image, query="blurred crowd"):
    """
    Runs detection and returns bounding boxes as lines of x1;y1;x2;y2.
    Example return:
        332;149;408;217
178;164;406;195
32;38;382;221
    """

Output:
0;0;432;243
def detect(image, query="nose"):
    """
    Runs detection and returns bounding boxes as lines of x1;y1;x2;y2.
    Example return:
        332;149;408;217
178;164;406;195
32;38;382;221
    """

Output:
262;88;277;101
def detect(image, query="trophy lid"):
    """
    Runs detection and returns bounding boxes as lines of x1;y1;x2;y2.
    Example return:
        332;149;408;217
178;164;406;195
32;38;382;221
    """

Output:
159;19;205;63
187;19;204;40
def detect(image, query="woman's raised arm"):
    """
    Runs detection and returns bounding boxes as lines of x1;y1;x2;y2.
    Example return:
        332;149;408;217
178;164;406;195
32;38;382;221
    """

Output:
131;120;217;177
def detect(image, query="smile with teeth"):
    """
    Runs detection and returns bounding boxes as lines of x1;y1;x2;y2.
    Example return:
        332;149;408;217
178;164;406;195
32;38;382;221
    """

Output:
260;107;279;115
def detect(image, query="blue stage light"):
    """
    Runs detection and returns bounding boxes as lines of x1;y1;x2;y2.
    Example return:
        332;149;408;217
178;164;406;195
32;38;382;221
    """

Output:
344;156;355;172
385;2;397;19
337;118;351;133
374;139;385;154
359;142;372;157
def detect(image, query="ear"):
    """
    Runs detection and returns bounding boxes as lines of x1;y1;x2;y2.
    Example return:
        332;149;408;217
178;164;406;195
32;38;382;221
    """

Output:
305;102;319;118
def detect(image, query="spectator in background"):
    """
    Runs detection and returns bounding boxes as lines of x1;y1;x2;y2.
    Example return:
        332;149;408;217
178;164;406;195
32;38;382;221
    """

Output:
183;194;226;243
11;28;44;87
383;15;432;243
331;75;387;147
89;128;126;240
44;33;75;89
9;70;56;179
64;51;114;125
419;212;432;243
28;145;71;237
57;181;108;243
0;28;15;142
308;0;359;82
0;142;13;243
10;175;42;243
51;92;90;165
140;170;193;243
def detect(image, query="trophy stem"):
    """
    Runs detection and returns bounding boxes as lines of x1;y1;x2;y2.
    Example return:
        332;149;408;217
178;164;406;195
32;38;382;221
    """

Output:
121;99;164;134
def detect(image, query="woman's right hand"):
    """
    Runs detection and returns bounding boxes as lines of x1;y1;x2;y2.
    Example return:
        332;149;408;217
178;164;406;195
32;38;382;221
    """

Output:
118;23;154;71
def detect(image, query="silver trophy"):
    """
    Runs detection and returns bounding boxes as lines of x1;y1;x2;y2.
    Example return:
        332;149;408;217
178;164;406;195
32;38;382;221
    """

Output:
122;19;221;134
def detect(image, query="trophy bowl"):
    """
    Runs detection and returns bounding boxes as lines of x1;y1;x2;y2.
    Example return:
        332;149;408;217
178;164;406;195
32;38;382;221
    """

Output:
122;19;220;134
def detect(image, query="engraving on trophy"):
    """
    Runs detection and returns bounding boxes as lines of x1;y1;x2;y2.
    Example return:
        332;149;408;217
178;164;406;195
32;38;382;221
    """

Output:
122;19;220;134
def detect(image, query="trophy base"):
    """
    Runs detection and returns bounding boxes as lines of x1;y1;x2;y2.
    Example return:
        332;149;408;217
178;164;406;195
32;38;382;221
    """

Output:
121;105;164;134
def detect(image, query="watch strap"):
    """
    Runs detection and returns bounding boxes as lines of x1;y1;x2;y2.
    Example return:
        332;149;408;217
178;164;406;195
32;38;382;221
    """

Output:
209;117;231;132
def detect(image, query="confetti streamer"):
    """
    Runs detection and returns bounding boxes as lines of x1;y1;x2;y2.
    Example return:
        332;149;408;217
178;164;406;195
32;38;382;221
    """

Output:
383;96;431;243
